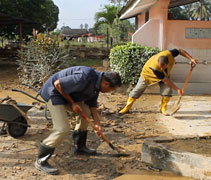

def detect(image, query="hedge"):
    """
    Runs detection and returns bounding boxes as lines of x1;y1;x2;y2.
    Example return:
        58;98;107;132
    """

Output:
109;42;160;85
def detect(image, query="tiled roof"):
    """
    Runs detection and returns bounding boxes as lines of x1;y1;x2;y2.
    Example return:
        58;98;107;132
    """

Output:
61;29;88;36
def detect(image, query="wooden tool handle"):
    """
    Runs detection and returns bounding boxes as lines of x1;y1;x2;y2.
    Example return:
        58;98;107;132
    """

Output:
182;63;196;92
79;110;128;155
79;110;113;146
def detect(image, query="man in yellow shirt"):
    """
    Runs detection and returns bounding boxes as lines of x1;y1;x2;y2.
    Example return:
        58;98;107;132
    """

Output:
119;48;198;115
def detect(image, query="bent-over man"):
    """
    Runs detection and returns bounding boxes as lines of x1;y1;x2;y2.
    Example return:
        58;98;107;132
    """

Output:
35;66;122;175
119;48;197;115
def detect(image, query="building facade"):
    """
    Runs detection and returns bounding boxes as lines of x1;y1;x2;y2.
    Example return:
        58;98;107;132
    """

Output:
119;0;211;94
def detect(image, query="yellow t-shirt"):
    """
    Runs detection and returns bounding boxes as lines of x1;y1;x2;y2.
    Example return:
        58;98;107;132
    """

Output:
141;50;175;85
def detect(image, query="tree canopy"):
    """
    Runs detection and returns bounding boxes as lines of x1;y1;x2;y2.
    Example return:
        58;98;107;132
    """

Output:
108;0;128;6
94;4;135;47
95;5;119;47
0;0;59;39
190;0;210;20
168;0;211;20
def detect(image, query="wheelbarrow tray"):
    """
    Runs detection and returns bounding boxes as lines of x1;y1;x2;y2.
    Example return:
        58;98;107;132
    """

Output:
0;103;33;122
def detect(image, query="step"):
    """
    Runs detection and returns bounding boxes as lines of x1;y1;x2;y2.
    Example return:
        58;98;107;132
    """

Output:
144;82;211;95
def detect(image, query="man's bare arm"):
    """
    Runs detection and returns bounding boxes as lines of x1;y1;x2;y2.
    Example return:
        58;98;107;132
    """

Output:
54;79;81;113
179;49;198;65
162;78;183;96
90;107;103;137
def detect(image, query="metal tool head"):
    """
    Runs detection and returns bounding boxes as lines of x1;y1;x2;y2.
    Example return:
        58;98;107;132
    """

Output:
109;143;131;156
166;102;182;116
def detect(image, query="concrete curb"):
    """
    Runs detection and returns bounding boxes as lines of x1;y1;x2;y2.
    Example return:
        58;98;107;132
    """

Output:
141;136;211;180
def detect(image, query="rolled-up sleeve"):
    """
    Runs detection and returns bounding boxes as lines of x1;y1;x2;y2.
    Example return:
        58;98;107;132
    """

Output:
59;74;87;94
170;49;179;57
149;67;165;79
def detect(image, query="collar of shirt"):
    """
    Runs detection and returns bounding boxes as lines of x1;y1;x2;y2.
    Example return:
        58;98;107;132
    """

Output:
95;71;104;91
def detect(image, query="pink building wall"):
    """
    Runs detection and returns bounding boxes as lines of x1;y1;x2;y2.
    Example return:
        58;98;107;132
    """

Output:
132;0;211;94
134;0;211;50
137;14;145;28
135;0;170;49
132;19;160;47
167;20;211;49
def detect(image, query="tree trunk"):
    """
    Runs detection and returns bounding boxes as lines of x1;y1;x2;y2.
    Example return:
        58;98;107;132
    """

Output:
107;27;109;50
200;0;203;20
109;26;113;48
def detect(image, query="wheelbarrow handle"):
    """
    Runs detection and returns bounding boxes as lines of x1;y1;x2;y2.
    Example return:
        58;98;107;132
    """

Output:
12;89;52;121
12;88;45;104
21;83;39;93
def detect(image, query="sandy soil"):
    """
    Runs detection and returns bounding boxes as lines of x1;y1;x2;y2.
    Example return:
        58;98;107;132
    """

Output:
162;137;211;156
0;63;196;180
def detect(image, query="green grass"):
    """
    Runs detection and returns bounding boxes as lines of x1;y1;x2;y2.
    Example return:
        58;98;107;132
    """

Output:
64;58;103;68
62;40;108;49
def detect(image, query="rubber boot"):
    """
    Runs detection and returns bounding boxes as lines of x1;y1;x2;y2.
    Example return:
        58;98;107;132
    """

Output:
72;130;96;155
35;142;59;175
160;96;170;116
119;97;136;114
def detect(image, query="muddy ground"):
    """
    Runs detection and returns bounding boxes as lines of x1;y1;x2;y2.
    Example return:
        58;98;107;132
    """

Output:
162;137;211;156
0;63;199;180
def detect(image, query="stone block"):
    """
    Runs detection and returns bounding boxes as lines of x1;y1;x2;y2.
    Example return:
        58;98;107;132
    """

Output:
141;136;211;180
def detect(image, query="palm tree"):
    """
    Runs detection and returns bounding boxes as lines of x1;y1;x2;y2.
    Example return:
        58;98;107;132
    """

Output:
190;0;210;20
95;5;118;48
108;0;128;6
182;4;194;20
204;0;211;20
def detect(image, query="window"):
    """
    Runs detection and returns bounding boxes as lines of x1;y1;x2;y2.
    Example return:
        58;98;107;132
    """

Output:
145;11;149;23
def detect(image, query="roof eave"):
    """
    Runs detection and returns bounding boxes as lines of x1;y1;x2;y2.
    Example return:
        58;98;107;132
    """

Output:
119;0;157;20
168;0;200;8
119;0;201;20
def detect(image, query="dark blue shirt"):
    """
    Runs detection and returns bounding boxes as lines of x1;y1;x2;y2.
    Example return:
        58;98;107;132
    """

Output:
40;66;103;107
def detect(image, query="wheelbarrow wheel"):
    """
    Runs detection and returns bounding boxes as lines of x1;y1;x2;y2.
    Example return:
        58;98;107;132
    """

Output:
6;116;28;138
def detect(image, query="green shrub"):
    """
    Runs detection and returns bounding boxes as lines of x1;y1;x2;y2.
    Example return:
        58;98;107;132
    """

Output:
17;34;68;86
109;42;160;85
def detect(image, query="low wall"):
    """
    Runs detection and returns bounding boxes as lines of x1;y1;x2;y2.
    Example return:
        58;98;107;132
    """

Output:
132;19;160;48
68;46;109;59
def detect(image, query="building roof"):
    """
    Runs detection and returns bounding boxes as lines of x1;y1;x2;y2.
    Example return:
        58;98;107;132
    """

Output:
119;0;200;20
61;29;88;37
0;13;35;25
169;0;199;8
119;0;156;20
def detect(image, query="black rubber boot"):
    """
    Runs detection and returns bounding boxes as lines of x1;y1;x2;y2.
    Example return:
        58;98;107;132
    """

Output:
72;130;96;155
35;142;59;175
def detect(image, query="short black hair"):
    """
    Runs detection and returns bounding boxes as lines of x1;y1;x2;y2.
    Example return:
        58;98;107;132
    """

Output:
103;72;122;87
158;56;169;66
